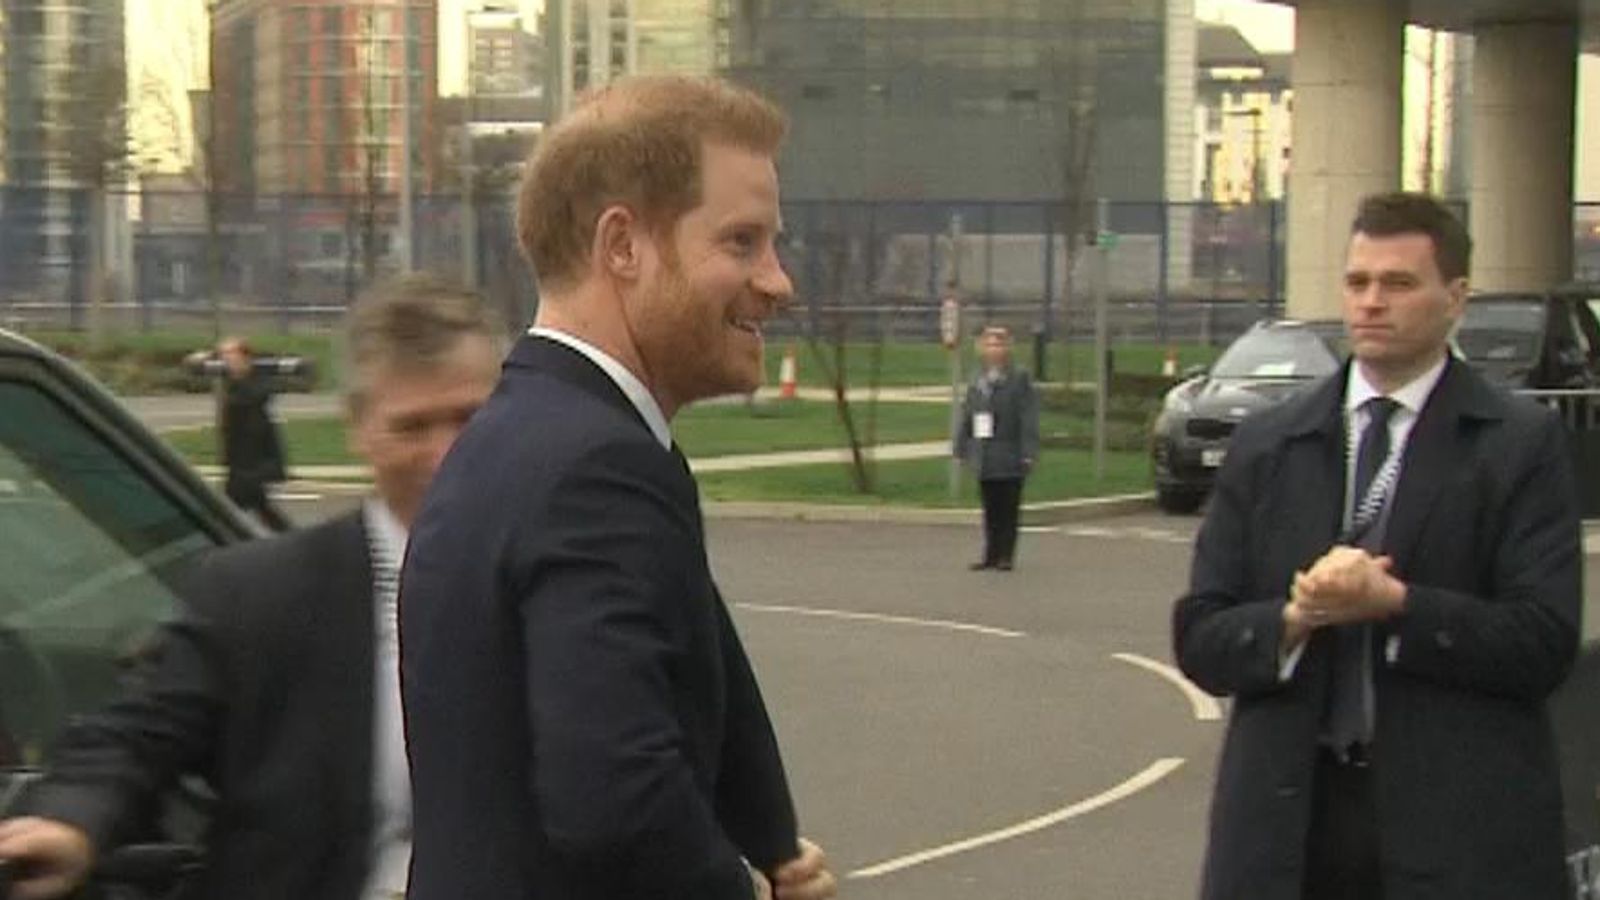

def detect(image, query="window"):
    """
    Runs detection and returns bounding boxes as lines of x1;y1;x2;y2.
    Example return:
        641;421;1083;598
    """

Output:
0;381;218;766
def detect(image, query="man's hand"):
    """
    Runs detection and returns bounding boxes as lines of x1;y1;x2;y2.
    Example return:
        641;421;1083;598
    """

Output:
1291;545;1406;627
749;864;773;900
0;817;94;900
775;838;838;900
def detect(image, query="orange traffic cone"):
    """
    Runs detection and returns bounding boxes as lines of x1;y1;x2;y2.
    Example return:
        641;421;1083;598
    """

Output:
778;346;798;399
1161;346;1178;378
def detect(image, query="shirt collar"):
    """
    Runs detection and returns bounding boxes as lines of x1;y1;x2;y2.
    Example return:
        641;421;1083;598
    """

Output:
1344;354;1448;418
528;327;673;449
362;497;408;565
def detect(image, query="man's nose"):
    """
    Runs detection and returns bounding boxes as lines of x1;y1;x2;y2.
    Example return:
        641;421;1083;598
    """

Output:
422;425;462;474
755;251;794;311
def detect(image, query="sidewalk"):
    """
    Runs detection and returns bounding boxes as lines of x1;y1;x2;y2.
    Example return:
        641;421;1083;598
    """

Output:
194;439;956;481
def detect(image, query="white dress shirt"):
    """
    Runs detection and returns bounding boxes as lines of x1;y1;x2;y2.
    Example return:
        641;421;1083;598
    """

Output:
1279;355;1448;679
361;499;412;900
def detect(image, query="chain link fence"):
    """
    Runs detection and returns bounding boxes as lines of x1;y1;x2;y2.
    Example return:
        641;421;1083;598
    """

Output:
1;189;1596;347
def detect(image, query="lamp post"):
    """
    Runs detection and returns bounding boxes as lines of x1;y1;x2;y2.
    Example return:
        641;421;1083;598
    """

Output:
460;7;476;288
399;0;416;272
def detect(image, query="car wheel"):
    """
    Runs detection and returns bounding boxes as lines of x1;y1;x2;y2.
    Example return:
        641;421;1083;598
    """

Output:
1156;485;1204;515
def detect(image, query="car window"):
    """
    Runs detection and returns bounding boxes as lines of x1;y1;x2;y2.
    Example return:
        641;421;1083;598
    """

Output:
1457;302;1545;362
1211;328;1341;379
0;379;219;767
1568;297;1600;364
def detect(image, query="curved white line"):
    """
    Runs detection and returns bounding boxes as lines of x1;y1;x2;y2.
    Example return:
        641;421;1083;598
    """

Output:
734;603;1025;639
848;757;1186;879
1111;652;1223;722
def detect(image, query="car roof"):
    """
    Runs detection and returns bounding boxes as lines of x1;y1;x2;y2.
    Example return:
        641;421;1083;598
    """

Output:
1248;318;1345;338
0;326;255;541
0;327;52;359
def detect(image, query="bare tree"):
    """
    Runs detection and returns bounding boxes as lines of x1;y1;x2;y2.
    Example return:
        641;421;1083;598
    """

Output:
795;230;895;495
58;63;135;351
1045;33;1099;381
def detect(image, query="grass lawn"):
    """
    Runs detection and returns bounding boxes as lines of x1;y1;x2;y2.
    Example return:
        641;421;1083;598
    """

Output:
16;324;1216;397
165;401;960;467
22;329;338;394
696;450;1151;508
164;417;350;467
766;339;1220;388
166;396;1156;469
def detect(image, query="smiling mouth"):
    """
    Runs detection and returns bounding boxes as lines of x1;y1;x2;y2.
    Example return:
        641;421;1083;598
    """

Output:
731;318;763;337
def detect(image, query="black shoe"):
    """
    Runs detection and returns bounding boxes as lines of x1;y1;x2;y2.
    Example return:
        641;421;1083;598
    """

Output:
995;560;1014;571
969;561;993;571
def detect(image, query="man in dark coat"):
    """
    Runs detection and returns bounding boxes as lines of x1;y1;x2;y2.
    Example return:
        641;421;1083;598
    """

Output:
400;75;836;900
218;337;290;532
953;325;1040;571
1173;192;1581;899
0;276;504;900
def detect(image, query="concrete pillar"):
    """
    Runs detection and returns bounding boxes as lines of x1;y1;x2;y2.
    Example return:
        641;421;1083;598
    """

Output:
1469;23;1576;292
1285;0;1404;319
1163;0;1197;292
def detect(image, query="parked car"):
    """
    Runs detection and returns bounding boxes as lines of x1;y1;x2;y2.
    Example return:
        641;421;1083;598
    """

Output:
180;349;317;393
1150;319;1345;513
1456;283;1600;390
0;327;252;894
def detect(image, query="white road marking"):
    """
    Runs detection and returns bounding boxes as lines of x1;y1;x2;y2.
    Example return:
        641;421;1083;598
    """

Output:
1020;526;1059;534
1058;525;1193;545
734;603;1025;639
849;757;1187;879
276;492;324;502
1111;652;1223;722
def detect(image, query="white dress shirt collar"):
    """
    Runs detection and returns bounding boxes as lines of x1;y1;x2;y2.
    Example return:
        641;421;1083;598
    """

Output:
364;497;406;564
528;327;673;450
360;497;411;900
1344;353;1448;418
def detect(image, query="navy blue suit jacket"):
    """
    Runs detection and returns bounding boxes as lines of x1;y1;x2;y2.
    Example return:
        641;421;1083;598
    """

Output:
400;335;799;900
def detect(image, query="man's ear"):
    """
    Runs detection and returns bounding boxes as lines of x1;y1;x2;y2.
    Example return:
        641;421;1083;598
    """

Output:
1446;276;1469;317
593;205;643;281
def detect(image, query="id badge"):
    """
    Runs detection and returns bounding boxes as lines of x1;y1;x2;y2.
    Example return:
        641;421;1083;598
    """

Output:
973;412;995;440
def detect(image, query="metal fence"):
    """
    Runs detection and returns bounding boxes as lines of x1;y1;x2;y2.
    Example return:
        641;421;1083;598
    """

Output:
1;188;1597;344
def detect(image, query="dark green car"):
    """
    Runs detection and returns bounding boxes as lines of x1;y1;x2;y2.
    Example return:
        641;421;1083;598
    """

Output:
0;328;253;894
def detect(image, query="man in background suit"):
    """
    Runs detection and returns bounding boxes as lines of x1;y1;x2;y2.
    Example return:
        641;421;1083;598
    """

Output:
1173;192;1581;899
400;75;836;900
0;275;503;900
218;336;292;532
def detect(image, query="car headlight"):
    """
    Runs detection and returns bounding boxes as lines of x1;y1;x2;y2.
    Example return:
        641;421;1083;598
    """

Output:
1162;385;1195;415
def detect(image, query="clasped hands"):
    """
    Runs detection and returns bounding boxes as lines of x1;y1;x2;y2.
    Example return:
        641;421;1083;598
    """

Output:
1282;545;1407;647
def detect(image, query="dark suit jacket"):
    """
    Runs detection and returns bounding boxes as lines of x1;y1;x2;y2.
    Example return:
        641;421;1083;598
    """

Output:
1173;358;1582;900
22;512;380;900
953;366;1040;481
400;335;799;900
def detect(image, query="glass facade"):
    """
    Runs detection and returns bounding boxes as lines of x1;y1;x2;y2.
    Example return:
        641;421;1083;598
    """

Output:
0;0;127;291
725;0;1166;203
636;0;720;75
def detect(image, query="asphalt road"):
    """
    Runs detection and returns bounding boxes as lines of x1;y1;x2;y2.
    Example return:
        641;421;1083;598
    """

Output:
262;491;1600;899
276;488;1219;898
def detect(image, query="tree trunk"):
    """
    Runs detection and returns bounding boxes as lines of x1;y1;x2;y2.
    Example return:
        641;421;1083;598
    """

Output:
86;187;108;353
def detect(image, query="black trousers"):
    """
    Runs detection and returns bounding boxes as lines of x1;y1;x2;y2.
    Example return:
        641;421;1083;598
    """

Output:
226;478;293;533
1302;749;1383;900
978;477;1023;565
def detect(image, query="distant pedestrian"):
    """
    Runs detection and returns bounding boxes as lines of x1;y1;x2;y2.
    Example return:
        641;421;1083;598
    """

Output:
217;336;291;532
954;325;1039;571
